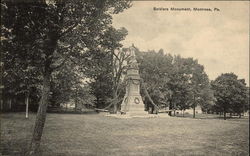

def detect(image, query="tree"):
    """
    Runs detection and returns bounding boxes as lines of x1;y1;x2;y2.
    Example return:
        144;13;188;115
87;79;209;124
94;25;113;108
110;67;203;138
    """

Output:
185;58;212;118
87;50;113;110
85;28;129;113
1;1;43;114
111;47;131;113
168;56;193;116
199;87;215;113
211;73;248;120
50;59;88;109
2;0;131;154
137;49;173;113
136;50;213;116
165;55;213;117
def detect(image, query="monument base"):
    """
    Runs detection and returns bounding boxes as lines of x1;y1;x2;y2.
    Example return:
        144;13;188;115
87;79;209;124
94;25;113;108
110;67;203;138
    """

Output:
105;112;170;118
120;95;149;117
124;104;149;117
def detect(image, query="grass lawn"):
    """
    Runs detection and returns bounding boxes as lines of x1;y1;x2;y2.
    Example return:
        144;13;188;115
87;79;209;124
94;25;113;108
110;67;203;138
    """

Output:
1;112;249;156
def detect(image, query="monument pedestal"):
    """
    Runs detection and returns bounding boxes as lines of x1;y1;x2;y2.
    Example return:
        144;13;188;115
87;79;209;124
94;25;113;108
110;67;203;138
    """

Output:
121;95;149;117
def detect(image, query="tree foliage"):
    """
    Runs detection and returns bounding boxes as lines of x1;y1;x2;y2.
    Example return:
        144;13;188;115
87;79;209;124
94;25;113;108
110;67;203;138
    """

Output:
83;28;129;111
136;49;214;115
211;73;248;119
136;49;172;112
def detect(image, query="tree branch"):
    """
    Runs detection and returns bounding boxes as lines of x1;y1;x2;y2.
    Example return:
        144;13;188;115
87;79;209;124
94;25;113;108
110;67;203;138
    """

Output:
51;58;67;70
59;22;79;38
112;51;120;61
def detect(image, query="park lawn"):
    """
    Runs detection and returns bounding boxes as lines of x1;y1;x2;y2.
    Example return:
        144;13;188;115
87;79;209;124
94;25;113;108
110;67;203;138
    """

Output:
0;113;249;156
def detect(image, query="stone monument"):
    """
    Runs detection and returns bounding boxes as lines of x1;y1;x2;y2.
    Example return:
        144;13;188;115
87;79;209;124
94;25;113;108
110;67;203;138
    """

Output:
120;46;148;117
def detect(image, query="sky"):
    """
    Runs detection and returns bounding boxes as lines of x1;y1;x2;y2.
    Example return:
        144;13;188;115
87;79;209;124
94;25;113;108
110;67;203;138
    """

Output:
112;1;249;85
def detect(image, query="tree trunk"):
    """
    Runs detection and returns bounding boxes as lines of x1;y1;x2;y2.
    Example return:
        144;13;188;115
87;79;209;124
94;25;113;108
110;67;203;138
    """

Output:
0;99;3;110
111;52;117;114
168;99;172;116
96;96;100;112
223;111;226;120
113;92;118;113
74;96;78;112
25;93;29;119
173;102;176;116
239;113;241;118
182;110;184;117
112;91;118;113
29;34;57;155
193;105;196;118
114;102;118;114
9;99;12;110
75;103;77;112
29;70;51;154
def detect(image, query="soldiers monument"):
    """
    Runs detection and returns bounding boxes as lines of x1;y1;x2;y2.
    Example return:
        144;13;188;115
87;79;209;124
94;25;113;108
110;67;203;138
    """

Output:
120;46;148;117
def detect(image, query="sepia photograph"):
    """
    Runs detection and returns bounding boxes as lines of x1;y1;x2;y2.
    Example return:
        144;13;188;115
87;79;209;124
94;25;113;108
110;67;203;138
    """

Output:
1;0;249;156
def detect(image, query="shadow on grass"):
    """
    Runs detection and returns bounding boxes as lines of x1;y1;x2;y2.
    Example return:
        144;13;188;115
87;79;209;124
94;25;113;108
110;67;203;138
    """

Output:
47;110;98;115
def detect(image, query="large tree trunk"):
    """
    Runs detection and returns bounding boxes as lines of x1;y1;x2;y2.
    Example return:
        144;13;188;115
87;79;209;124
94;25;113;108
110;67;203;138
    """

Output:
29;69;51;154
29;34;57;154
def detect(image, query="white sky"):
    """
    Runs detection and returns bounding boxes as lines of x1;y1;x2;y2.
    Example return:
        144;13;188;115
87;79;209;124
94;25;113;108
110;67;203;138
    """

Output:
112;1;249;85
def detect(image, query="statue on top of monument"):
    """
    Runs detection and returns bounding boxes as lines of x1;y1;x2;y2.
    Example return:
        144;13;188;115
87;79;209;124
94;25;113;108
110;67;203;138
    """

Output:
127;44;138;69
